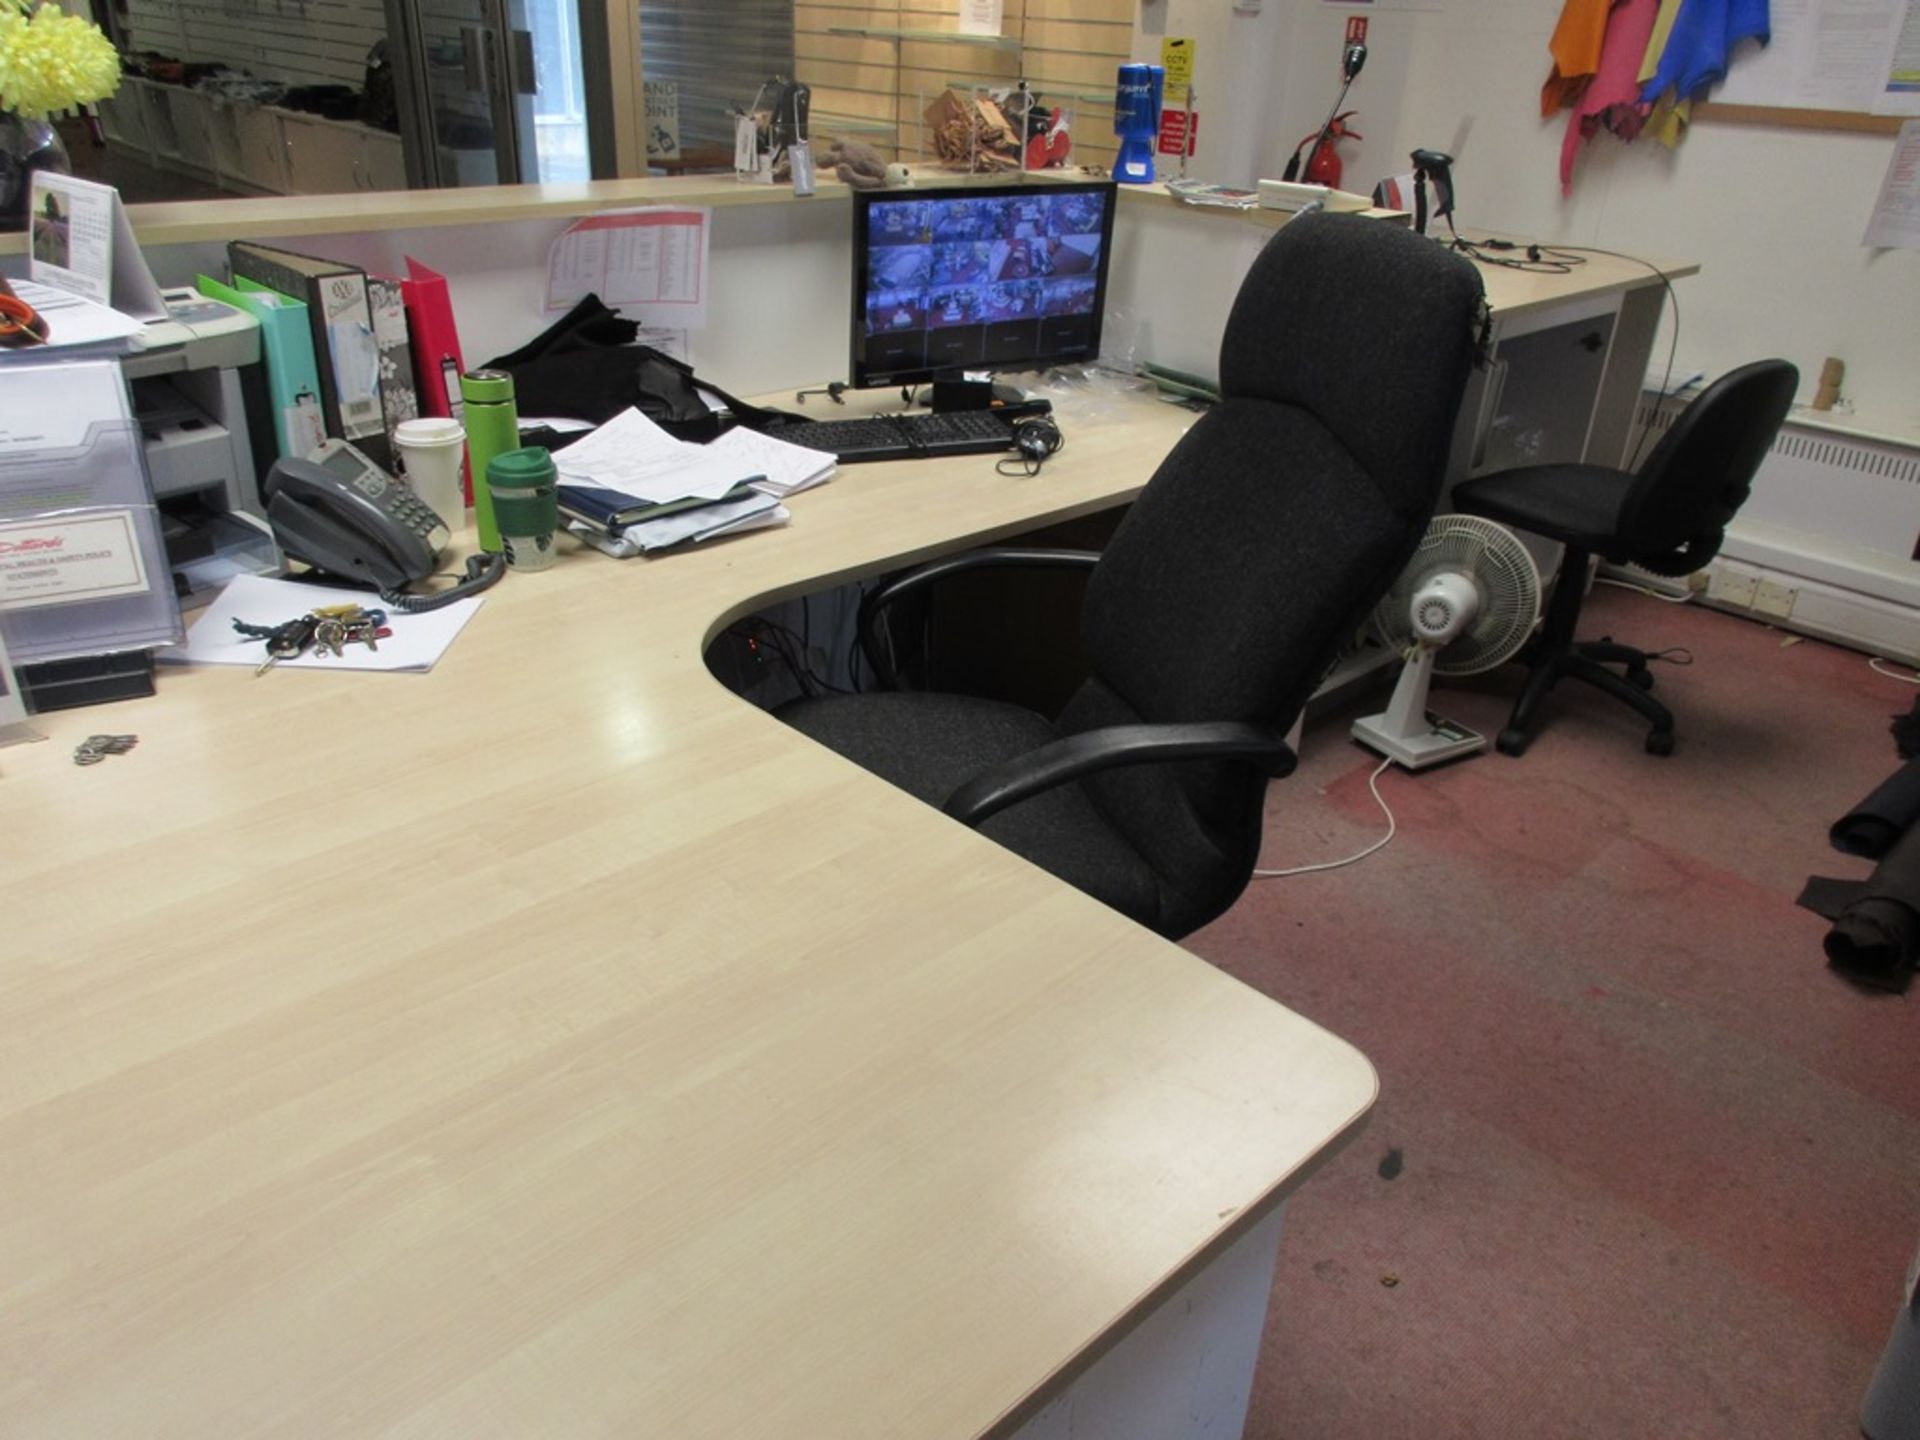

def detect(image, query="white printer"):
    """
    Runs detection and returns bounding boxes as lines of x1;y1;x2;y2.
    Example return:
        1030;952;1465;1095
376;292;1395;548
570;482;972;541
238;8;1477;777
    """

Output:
123;288;280;603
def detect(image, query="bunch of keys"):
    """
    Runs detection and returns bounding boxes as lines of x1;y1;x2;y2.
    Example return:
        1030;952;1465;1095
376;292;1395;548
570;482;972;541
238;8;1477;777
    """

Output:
236;605;391;675
73;733;138;766
312;612;392;659
248;614;319;676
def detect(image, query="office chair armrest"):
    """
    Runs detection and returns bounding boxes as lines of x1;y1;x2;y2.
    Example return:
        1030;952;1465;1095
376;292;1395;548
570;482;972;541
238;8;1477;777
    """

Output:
941;721;1297;828
859;547;1101;687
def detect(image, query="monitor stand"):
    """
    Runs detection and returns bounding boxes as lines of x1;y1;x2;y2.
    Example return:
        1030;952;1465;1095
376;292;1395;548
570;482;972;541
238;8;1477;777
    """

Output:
928;375;1050;417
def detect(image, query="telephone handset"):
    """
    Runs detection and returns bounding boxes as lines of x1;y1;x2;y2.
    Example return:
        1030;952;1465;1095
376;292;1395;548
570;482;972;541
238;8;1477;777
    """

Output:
264;439;504;610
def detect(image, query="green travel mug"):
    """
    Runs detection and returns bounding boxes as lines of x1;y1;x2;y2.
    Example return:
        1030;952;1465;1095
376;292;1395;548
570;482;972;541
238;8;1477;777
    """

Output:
485;447;560;572
460;369;518;553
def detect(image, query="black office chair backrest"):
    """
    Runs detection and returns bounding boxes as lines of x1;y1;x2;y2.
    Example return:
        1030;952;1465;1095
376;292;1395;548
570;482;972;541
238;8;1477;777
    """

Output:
1217;214;1487;520
1057;215;1486;934
1613;359;1798;574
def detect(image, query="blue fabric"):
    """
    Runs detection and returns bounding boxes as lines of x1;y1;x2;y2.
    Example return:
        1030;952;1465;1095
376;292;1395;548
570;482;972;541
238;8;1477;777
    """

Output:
1640;0;1771;103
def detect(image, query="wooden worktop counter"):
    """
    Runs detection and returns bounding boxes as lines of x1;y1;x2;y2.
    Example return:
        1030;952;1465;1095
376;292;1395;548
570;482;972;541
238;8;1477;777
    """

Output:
0;389;1377;1438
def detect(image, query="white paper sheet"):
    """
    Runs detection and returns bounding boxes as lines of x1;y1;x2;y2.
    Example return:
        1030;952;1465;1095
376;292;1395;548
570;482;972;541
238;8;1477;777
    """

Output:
959;0;1004;35
0;358;133;448
545;206;711;328
0;509;149;609
1863;119;1920;246
551;407;764;503
158;573;485;673
1717;0;1908;112
1876;0;1920;113
703;426;838;497
2;278;145;352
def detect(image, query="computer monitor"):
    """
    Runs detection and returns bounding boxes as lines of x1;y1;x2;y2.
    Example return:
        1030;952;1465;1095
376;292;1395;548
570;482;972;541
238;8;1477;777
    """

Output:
850;179;1117;399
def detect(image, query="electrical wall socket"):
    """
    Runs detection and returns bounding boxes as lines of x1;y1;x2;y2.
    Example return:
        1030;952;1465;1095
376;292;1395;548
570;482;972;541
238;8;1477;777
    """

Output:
1752;578;1798;620
1707;564;1759;608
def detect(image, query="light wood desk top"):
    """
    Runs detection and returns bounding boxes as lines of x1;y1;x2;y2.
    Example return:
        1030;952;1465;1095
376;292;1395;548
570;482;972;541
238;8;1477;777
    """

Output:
0;388;1378;1437
1467;247;1697;326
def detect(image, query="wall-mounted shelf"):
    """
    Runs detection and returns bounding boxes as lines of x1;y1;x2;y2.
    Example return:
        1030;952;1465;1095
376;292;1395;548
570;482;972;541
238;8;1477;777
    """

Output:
946;79;1118;106
827;26;1024;53
810;110;900;139
1693;101;1905;135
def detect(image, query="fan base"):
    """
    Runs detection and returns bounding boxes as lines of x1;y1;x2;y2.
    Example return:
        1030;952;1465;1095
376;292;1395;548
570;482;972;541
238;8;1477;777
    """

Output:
1351;709;1488;770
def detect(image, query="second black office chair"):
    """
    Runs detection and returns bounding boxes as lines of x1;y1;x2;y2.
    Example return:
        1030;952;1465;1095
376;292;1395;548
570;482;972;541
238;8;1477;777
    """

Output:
1452;359;1798;757
778;215;1486;940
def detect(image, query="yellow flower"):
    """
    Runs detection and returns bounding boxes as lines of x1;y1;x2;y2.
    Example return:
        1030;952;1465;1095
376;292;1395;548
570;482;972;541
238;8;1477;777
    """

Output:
0;2;121;120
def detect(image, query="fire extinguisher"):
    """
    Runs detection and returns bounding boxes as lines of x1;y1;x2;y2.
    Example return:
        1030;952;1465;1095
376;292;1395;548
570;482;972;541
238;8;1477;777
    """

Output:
1285;112;1362;189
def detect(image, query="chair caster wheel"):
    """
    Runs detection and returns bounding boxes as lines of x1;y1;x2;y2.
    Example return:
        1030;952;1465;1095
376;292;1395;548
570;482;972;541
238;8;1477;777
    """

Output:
1496;728;1530;757
1628;666;1655;691
1646;729;1674;756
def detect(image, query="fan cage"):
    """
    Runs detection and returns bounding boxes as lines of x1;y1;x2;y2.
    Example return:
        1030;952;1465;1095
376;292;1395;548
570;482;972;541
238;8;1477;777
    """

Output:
1371;515;1541;675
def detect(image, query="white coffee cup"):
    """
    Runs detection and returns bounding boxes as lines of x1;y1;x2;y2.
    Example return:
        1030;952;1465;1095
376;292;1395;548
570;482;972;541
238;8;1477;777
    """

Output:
392;417;467;533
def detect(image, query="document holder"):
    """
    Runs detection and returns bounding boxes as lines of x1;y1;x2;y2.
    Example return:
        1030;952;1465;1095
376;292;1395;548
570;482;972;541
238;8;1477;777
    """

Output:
0;358;183;666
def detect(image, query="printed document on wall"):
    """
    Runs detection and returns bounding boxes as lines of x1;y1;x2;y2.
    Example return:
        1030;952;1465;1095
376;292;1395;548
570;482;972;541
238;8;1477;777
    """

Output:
1875;0;1920;114
1863;119;1920;247
546;207;711;329
958;0;1003;35
1717;0;1908;112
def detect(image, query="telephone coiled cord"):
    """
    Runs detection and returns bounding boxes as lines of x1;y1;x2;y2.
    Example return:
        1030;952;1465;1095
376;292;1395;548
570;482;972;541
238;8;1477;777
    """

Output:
381;552;507;612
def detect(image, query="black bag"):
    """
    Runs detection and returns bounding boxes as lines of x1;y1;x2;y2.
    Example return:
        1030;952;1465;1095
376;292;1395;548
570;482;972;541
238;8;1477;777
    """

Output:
485;295;795;442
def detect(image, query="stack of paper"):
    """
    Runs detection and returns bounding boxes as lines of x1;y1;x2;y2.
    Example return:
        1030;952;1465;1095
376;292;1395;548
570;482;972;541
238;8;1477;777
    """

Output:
1;278;145;356
552;406;823;556
703;425;837;498
554;407;763;506
568;493;789;556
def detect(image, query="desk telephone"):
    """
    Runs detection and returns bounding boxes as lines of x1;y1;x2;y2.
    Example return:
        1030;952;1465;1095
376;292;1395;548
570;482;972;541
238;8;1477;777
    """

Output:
264;439;504;611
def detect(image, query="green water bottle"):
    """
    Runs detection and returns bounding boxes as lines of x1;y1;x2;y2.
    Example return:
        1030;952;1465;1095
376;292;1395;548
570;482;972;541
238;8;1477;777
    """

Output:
460;369;518;553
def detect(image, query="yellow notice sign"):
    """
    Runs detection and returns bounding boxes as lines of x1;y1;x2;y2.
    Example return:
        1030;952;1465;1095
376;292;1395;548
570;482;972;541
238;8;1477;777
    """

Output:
1161;36;1195;98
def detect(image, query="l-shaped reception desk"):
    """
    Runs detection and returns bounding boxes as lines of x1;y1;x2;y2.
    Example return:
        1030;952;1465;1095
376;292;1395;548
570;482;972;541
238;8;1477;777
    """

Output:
0;176;1689;1438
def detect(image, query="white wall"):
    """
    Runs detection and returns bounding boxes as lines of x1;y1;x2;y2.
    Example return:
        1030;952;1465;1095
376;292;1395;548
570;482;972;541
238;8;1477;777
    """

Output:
1137;0;1920;430
136;200;854;399
1133;0;1305;193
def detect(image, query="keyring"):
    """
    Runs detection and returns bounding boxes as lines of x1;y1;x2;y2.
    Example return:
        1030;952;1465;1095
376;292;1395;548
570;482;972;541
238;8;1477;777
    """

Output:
0;292;49;347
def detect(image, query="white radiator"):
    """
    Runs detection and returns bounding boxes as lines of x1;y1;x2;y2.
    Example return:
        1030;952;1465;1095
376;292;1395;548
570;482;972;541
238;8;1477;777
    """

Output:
1607;399;1920;665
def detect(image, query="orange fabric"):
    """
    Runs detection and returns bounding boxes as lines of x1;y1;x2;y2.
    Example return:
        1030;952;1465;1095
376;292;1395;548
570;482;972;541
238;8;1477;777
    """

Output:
1542;0;1619;115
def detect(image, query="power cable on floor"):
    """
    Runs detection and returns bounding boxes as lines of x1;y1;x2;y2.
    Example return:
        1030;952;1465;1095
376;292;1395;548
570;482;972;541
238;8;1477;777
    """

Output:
1869;657;1920;684
1595;576;1695;604
1254;756;1397;878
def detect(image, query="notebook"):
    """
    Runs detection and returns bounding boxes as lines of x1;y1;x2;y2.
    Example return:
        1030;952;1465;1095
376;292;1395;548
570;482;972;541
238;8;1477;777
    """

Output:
558;480;758;532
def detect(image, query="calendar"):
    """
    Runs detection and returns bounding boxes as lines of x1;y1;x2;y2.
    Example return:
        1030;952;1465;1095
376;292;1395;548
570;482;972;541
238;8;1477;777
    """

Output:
27;173;168;322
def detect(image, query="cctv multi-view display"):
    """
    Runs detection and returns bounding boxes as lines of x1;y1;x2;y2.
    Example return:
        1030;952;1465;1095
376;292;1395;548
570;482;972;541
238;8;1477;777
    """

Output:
851;181;1117;390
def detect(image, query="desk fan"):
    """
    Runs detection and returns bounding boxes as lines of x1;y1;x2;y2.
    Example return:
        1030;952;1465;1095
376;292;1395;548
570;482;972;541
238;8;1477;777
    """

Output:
1352;515;1540;769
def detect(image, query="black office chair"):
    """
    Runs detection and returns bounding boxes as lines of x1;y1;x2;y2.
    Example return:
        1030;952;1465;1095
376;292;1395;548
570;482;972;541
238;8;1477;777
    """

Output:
779;215;1486;939
1451;359;1798;757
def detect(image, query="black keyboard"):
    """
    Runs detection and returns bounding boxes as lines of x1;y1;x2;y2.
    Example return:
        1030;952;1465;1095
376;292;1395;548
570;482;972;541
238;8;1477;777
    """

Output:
758;409;1018;463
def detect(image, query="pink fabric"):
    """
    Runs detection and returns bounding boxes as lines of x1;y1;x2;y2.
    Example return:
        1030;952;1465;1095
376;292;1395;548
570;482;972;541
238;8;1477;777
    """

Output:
1561;0;1662;193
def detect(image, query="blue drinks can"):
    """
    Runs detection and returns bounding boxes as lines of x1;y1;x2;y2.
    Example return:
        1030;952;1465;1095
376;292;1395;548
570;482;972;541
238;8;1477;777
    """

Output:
1113;63;1163;184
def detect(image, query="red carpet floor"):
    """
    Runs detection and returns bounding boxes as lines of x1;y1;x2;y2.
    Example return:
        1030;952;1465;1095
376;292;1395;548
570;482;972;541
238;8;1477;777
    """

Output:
1188;587;1920;1439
